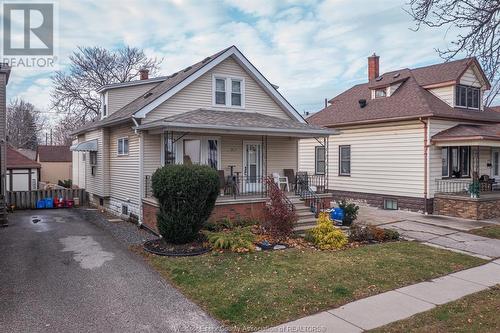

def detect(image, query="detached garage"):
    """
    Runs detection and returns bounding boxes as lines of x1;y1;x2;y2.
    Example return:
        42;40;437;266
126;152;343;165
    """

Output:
7;146;40;191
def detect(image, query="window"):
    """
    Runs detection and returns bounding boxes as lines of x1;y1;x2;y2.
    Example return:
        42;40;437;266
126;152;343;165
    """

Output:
82;152;86;161
121;204;129;216
375;88;387;98
213;76;244;107
183;139;201;164
117;138;129;155
102;104;107;117
384;199;398;210
207;139;219;169
456;85;480;109
441;146;471;178
164;134;176;165
315;146;325;175
90;151;97;176
215;78;226;105
339;145;351;176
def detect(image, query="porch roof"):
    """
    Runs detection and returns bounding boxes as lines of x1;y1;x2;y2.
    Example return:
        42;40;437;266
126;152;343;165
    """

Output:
134;108;337;137
70;139;98;151
431;123;500;147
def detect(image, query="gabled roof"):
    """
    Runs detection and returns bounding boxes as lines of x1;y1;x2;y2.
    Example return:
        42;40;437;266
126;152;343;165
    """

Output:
432;123;500;143
309;57;497;127
7;146;41;169
73;46;305;135
135;108;334;137
37;145;72;162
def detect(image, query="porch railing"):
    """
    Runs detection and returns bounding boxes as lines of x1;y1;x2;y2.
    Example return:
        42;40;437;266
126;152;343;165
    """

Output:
295;174;325;216
221;175;268;199
435;179;472;195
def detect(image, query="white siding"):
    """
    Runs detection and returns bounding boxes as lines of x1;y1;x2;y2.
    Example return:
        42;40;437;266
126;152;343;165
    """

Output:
143;132;162;176
267;137;298;175
72;137;86;189
326;121;426;198
298;138;321;174
460;67;482;87
109;124;140;206
428;86;454;106
106;82;159;115
144;57;293;122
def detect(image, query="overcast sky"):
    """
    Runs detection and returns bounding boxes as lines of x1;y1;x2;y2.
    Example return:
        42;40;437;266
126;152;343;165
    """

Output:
7;0;463;118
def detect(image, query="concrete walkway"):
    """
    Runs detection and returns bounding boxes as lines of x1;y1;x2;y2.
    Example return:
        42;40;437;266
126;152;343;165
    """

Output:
261;261;500;332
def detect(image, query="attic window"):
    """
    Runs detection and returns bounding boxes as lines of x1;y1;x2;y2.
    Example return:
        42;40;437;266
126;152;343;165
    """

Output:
375;88;387;98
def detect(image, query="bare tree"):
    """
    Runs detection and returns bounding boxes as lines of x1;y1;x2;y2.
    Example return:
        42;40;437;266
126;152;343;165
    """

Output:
51;113;85;146
7;99;46;150
406;0;500;106
51;46;162;122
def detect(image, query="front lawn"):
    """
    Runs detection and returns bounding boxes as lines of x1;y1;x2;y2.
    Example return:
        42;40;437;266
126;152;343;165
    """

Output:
139;241;484;331
469;225;500;239
370;285;500;333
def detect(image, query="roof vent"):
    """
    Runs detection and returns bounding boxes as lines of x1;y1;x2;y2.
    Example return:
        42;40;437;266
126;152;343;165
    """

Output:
143;92;153;99
375;76;383;81
170;72;178;78
393;73;400;78
183;66;192;72
202;56;211;63
359;99;367;108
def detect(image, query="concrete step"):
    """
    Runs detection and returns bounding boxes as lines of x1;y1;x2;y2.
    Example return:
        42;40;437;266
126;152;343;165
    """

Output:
297;216;317;225
294;224;315;234
297;209;315;217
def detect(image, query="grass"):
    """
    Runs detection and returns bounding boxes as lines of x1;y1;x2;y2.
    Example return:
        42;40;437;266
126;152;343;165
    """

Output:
469;225;500;239
370;285;500;333
138;242;484;332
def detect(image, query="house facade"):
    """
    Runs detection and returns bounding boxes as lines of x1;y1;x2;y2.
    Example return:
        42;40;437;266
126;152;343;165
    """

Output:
300;54;500;219
72;46;333;232
37;145;72;184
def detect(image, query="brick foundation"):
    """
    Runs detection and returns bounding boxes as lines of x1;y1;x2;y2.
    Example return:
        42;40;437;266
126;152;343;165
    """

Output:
434;195;500;220
329;190;432;213
141;198;268;234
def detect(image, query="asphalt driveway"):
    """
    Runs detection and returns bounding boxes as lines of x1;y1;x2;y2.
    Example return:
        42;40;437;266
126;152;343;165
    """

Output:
0;209;223;333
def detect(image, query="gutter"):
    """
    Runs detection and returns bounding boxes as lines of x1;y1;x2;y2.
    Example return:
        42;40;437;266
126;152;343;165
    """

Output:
419;117;430;214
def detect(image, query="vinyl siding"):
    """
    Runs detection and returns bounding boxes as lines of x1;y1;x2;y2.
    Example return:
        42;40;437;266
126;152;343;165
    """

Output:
106;82;159;115
266;137;298;175
460;67;482;87
428;86;454;106
143;133;162;176
299;121;426;198
109;124;140;205
83;129;108;197
144;57;293;122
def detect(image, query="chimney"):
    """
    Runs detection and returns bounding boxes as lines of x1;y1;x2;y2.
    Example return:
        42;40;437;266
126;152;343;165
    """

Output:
139;68;149;80
368;53;379;81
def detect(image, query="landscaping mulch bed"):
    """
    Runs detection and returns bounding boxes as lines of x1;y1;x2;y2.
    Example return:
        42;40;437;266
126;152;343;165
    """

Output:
144;238;211;257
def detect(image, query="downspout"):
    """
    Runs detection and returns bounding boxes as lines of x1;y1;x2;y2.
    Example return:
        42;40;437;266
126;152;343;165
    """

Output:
419;117;429;215
133;116;144;227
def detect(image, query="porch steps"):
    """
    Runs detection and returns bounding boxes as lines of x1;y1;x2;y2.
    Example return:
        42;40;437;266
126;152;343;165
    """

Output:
287;195;318;235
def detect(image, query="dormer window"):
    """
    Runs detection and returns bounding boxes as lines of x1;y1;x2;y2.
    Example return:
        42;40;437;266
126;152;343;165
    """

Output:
375;88;387;98
456;85;480;109
213;75;244;108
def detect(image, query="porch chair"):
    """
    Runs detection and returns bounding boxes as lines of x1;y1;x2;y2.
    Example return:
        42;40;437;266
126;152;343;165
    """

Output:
283;169;296;191
272;172;289;192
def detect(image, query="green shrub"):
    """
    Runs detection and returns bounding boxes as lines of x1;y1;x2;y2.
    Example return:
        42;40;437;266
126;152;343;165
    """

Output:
205;226;256;252
337;200;359;226
203;217;259;232
58;179;72;188
152;164;219;244
308;212;348;250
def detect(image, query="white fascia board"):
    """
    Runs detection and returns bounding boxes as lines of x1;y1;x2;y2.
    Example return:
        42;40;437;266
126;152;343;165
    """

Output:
133;46;305;123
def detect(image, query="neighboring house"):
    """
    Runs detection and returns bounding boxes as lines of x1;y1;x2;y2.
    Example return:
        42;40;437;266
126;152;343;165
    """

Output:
6;146;40;191
36;145;72;184
0;63;11;225
16;148;37;161
71;46;333;231
300;54;500;220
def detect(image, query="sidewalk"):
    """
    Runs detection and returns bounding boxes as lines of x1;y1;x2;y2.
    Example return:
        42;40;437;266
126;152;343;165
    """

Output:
260;260;500;332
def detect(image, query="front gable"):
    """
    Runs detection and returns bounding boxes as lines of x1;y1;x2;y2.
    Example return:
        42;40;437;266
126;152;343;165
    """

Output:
143;57;294;123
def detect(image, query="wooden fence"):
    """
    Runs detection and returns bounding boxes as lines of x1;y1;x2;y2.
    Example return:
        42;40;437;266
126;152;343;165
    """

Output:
6;188;87;210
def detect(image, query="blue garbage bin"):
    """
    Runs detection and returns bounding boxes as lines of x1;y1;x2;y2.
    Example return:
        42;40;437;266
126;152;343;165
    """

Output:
36;199;46;209
331;207;344;223
45;197;54;209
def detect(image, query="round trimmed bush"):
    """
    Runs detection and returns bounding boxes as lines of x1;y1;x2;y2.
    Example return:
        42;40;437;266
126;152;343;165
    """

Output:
151;164;220;244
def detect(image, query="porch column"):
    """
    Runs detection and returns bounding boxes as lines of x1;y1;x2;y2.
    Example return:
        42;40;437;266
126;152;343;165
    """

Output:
473;146;480;180
324;136;328;191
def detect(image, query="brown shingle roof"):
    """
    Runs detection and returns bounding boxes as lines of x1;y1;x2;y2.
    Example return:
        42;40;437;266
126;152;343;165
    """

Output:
309;57;498;127
7;146;41;169
432;123;500;142
37;145;72;162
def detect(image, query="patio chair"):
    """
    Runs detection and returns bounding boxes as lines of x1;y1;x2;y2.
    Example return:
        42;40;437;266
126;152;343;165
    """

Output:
284;169;296;191
272;172;289;192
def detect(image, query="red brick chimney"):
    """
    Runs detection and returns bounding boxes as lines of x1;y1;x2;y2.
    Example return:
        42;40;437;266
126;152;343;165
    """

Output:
368;53;379;81
139;69;149;80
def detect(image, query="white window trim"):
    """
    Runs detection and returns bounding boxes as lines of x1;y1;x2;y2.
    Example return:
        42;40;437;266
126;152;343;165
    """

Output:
212;74;245;109
315;146;325;175
455;85;480;110
339;145;351;176
171;134;221;169
117;137;129;156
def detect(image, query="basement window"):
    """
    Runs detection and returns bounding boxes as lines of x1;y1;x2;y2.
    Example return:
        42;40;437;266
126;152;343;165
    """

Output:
384;199;398;210
122;204;129;216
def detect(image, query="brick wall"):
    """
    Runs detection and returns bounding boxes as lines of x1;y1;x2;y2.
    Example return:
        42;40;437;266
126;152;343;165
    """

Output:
434;195;500;220
141;199;267;234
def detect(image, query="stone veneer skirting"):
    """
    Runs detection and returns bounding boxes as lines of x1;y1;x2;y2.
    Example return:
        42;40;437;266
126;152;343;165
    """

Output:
142;198;267;234
329;190;432;213
433;194;500;220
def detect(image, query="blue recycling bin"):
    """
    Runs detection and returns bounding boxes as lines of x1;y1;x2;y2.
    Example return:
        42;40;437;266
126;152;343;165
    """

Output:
44;197;54;209
36;199;46;209
331;207;345;222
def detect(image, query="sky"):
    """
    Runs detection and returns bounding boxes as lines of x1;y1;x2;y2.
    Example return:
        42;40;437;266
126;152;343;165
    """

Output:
5;0;464;120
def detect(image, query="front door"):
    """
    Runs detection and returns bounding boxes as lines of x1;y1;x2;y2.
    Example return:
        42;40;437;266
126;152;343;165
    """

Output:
243;142;262;193
492;149;500;183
